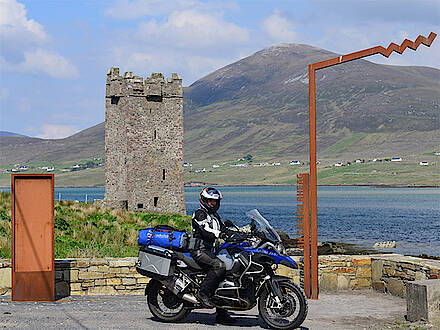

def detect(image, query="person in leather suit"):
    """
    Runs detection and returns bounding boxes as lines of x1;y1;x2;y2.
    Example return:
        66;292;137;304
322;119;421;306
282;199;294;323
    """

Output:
191;187;235;324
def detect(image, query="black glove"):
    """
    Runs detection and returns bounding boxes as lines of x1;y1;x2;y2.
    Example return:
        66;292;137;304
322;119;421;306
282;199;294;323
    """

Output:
227;232;247;242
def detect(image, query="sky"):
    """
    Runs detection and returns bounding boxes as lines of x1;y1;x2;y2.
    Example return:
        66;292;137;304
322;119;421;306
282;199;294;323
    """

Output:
0;0;439;139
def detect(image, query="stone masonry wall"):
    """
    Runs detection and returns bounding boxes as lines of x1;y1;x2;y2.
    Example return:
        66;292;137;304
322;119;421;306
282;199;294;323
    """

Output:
104;68;185;215
1;255;439;297
371;255;440;297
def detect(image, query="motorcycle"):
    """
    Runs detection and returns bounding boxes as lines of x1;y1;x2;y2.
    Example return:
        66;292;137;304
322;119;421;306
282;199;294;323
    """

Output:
136;209;308;329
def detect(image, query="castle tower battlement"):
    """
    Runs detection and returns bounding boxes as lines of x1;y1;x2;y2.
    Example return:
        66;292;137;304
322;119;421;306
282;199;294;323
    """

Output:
104;68;185;215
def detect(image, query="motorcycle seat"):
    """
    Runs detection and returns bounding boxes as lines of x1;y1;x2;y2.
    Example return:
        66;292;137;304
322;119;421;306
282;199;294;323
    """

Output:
174;252;203;270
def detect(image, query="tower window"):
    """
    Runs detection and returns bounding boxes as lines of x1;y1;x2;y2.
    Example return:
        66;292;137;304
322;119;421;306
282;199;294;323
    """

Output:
162;169;166;180
137;203;143;209
154;197;158;207
111;96;120;105
154;130;157;140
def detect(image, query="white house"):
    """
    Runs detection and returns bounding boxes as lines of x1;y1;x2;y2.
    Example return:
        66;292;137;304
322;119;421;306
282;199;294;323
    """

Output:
334;162;344;167
419;161;429;166
212;164;220;168
391;157;402;162
46;167;55;172
289;160;301;165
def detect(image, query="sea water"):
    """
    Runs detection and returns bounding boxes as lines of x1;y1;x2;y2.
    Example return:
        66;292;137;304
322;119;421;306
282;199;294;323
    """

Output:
2;186;438;256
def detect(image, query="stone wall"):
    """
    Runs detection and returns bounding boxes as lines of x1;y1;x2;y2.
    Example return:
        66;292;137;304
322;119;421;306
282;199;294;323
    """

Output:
371;255;440;297
0;258;148;297
276;255;373;290
1;255;439;297
104;68;185;215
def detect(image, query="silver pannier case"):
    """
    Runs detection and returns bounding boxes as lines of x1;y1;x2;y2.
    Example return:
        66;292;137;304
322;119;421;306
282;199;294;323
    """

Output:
136;245;174;277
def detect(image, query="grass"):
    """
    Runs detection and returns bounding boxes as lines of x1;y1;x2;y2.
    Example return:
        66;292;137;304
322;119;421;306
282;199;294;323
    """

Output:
325;133;367;154
0;192;191;259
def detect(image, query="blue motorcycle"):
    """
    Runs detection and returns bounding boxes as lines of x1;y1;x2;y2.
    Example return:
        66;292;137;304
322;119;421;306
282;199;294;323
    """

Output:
137;209;308;329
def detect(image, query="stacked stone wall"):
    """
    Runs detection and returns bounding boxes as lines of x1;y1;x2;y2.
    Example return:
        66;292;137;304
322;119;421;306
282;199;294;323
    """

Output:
1;255;439;297
371;255;440;297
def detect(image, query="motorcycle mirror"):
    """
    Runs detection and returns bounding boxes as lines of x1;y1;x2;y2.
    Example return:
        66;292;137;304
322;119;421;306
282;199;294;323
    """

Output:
224;220;234;228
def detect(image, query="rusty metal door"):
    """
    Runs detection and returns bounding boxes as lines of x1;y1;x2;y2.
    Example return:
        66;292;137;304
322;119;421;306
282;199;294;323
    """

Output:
12;174;55;301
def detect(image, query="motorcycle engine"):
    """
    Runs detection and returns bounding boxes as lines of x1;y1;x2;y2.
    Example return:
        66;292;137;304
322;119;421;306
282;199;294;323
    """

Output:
238;277;256;306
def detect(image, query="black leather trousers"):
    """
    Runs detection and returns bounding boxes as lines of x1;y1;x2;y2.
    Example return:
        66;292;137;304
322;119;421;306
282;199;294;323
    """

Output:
191;249;226;297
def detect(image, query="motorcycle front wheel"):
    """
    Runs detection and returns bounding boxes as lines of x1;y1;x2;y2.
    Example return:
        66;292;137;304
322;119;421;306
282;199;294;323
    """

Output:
258;281;308;329
146;280;190;323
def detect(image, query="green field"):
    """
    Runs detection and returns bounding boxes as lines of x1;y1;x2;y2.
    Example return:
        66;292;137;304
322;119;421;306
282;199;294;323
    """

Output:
0;192;191;259
1;155;438;187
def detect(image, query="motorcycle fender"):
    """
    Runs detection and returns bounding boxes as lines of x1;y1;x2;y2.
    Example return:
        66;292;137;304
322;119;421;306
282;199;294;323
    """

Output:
145;278;160;295
257;275;291;298
273;275;292;283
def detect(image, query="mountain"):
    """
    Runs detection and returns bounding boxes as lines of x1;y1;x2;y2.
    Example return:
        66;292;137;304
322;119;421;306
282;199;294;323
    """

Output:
0;43;439;166
0;131;28;137
0;123;104;164
183;43;439;161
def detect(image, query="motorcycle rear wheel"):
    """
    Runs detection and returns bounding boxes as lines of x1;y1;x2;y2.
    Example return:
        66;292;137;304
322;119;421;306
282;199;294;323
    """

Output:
258;281;308;329
146;280;190;323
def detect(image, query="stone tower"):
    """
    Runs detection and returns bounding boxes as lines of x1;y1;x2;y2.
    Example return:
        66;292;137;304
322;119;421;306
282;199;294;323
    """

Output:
104;68;185;215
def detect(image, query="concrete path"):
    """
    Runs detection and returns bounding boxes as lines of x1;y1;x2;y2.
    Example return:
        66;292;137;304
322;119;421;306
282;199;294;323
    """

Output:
0;290;433;329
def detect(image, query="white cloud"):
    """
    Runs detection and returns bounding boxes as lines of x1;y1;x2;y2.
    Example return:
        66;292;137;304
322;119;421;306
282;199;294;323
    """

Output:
104;0;196;19
36;124;79;139
0;0;47;42
261;9;297;43
104;0;238;20
136;9;249;48
106;7;250;84
0;0;78;78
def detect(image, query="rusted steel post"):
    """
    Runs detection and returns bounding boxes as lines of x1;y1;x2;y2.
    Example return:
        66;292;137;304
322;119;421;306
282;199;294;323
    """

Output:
12;174;55;301
307;32;436;300
308;65;319;300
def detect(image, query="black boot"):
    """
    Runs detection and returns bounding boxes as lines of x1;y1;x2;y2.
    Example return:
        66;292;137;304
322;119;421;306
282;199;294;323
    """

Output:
197;291;213;308
215;308;236;325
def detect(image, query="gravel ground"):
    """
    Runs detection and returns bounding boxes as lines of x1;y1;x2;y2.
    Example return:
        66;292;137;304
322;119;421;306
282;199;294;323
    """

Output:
0;290;435;329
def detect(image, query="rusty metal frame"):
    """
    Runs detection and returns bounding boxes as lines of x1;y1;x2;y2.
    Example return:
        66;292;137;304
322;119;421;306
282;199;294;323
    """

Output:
308;32;437;299
11;174;55;301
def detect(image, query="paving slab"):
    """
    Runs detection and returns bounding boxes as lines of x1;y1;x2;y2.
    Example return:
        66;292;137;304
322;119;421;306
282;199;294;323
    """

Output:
0;290;434;329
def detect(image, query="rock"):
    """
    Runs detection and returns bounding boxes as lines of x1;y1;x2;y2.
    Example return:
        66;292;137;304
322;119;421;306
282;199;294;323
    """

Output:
374;241;397;249
277;230;299;249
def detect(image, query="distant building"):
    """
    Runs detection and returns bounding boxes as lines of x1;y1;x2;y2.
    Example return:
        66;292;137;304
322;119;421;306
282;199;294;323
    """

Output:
419;161;429;166
289;160;301;165
103;68;185;215
391;157;402;162
334;162;344;167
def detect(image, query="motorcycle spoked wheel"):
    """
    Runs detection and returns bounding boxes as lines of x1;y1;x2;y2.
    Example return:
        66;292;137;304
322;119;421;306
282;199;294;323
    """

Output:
146;280;191;323
258;281;308;330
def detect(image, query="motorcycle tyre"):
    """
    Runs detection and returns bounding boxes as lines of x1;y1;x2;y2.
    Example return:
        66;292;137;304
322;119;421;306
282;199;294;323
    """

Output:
258;281;308;330
146;280;191;323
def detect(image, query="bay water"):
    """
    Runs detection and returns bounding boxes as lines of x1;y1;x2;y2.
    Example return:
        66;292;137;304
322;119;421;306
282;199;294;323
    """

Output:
2;186;439;256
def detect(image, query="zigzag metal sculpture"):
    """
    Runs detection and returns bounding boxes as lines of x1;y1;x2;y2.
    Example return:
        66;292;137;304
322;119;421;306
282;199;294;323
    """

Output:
312;32;437;70
305;32;437;300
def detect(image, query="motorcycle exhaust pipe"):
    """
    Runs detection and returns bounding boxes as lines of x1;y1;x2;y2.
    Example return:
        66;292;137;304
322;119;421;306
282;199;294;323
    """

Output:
164;281;199;305
182;293;198;304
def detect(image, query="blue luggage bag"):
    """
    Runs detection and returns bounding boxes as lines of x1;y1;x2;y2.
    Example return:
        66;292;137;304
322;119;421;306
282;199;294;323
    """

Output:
138;225;190;251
